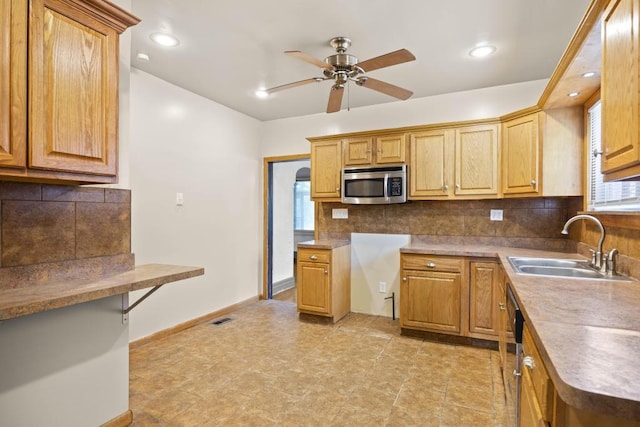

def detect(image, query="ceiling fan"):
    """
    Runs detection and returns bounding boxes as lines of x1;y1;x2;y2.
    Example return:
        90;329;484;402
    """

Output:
262;37;416;113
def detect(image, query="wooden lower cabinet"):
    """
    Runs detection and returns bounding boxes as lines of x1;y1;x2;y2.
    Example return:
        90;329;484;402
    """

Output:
296;244;350;322
400;254;465;335
468;260;500;339
520;365;547;427
401;254;504;340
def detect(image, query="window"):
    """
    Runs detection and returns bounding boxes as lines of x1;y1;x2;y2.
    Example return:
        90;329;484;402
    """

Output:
293;180;314;230
588;100;640;211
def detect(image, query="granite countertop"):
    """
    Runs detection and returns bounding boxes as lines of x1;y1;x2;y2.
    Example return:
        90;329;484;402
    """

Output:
402;243;640;421
0;264;204;321
297;240;351;249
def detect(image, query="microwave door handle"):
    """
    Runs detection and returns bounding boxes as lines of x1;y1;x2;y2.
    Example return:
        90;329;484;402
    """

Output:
384;175;389;201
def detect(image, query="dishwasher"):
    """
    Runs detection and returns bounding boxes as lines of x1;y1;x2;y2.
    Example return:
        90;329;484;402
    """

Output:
505;283;524;427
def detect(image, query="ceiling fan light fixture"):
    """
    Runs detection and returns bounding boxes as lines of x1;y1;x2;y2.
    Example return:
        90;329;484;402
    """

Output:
469;44;496;58
150;32;180;47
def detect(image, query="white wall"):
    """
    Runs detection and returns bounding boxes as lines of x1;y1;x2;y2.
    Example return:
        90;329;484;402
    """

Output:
272;160;309;285
259;79;548;158
0;297;129;426
128;69;262;341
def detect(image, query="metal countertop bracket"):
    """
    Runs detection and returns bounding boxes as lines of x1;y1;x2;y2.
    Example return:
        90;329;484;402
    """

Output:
121;285;164;323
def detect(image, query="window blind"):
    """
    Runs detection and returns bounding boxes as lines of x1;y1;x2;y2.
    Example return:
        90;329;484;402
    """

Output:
588;101;640;211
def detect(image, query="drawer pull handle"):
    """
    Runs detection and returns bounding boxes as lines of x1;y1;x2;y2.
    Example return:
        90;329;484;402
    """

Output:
499;302;506;310
426;262;436;268
523;355;535;370
310;255;318;260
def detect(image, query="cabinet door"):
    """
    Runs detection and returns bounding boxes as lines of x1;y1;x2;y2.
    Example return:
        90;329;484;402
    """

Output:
502;113;540;195
400;270;461;334
497;266;508;375
0;0;27;168
469;261;499;338
311;140;342;200
343;137;373;166
519;367;547;427
602;0;640;179
455;124;500;196
297;261;330;315
375;134;405;164
409;129;454;199
29;0;119;176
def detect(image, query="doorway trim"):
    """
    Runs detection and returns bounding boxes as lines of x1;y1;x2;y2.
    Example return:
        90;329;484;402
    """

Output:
262;153;310;300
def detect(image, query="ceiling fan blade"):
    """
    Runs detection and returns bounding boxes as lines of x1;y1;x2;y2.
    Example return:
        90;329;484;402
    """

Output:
327;85;344;113
357;49;416;72
285;50;332;69
358;77;413;100
264;78;323;94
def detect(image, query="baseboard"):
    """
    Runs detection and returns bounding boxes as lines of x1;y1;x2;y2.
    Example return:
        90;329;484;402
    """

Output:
130;296;259;350
100;409;133;427
272;276;295;295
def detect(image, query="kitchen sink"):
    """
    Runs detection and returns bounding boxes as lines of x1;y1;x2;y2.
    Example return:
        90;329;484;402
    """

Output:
507;256;633;281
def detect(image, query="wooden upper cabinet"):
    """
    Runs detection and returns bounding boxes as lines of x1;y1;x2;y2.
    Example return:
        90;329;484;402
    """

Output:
375;134;405;164
409;128;454;199
311;139;342;200
455;124;500;197
0;0;138;183
602;0;640;180
502;112;541;196
343;137;373;166
343;134;405;166
30;0;120;175
0;0;27;169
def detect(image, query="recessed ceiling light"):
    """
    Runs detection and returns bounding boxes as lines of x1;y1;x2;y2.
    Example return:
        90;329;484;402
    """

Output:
568;92;580;97
136;52;150;61
469;45;496;58
150;32;179;47
255;89;269;99
582;72;596;78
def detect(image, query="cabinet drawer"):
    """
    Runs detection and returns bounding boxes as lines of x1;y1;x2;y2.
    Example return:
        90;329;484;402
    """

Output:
522;324;554;422
298;249;331;264
401;254;463;272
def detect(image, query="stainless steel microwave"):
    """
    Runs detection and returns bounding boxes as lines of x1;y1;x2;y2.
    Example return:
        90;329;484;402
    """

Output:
342;165;407;204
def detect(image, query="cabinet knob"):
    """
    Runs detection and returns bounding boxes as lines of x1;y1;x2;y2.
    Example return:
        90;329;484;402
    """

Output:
530;179;537;187
455;184;460;189
513;369;522;378
426;262;436;268
336;187;340;192
324;269;328;274
499;302;506;311
309;255;318;260
402;277;407;282
523;355;535;370
443;184;449;192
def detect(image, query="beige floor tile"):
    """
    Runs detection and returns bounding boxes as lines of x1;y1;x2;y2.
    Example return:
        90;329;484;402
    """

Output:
129;301;508;425
441;403;496;427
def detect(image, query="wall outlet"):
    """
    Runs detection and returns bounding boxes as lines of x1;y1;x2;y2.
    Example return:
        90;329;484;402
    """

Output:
176;192;184;206
379;282;387;293
490;209;503;221
332;208;348;219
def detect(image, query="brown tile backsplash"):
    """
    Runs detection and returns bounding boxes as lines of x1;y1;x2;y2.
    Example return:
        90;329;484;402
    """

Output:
0;183;131;268
318;197;583;247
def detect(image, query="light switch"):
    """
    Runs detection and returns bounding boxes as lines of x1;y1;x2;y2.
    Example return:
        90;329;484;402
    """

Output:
490;209;503;221
332;208;348;219
176;192;184;206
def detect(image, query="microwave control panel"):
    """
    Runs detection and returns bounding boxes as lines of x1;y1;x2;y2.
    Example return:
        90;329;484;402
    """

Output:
389;177;403;196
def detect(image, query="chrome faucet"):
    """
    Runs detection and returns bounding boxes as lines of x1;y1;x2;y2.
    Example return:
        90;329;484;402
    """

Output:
561;214;606;271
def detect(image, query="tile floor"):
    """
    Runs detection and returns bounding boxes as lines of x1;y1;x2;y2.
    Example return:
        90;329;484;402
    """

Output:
130;300;507;426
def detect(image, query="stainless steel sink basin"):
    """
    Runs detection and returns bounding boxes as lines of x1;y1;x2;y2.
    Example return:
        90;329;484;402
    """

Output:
507;256;633;281
508;257;591;270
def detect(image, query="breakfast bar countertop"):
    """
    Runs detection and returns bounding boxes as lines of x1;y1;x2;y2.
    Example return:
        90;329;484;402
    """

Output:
0;264;205;321
402;243;640;421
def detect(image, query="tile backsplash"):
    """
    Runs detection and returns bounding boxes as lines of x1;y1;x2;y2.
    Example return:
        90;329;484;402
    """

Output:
0;182;131;268
318;197;584;251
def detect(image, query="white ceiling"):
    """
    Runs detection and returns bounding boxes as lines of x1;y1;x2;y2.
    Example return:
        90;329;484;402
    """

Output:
130;0;592;122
